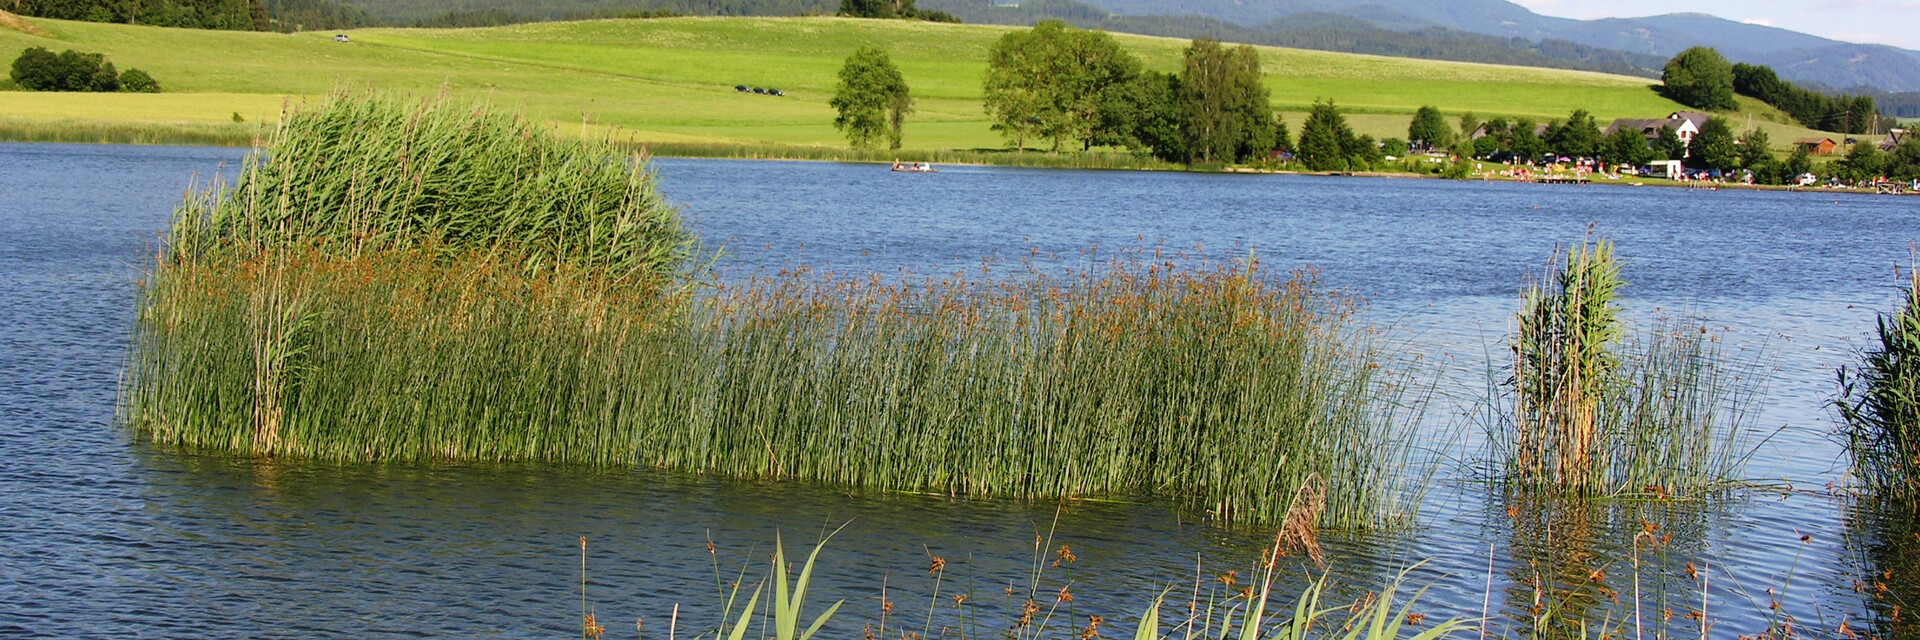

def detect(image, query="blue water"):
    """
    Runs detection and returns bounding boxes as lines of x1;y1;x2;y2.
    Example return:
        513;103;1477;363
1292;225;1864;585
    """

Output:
3;143;1916;638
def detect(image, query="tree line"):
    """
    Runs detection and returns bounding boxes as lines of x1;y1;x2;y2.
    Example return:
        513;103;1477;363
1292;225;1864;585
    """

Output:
838;0;953;22
1733;63;1880;135
11;0;267;30
979;21;1278;165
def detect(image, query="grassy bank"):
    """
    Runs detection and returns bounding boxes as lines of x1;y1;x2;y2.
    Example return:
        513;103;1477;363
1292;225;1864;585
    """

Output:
0;13;1843;151
629;141;1175;170
0;117;262;145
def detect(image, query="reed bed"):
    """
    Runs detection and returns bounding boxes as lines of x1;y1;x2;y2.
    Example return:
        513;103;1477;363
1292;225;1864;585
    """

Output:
1839;268;1920;499
0;117;261;146
628;141;1176;171
126;91;1425;530
128;251;1426;530
1489;239;1765;497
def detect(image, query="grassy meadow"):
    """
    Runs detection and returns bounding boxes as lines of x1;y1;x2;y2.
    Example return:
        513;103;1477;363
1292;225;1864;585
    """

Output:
0;13;1850;152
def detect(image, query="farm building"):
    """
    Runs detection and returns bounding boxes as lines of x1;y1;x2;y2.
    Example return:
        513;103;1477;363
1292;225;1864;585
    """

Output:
1795;137;1837;155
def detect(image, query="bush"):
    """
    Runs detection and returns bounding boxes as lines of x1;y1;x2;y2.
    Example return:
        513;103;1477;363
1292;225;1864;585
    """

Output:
119;68;161;93
9;46;149;93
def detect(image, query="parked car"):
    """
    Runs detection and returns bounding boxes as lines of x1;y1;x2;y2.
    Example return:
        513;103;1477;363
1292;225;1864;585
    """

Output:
735;85;748;92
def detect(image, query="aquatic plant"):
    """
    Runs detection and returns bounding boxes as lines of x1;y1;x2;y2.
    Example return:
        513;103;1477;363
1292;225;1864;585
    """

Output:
125;91;1427;531
1492;238;1764;497
127;249;1427;530
1839;268;1920;498
166;90;693;287
1510;239;1625;492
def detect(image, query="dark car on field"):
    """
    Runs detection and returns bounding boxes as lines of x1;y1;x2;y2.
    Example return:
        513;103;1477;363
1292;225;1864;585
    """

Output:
735;85;748;92
769;89;784;97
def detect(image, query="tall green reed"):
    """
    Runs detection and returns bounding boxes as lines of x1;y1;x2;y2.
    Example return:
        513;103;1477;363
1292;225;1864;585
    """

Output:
1839;268;1920;498
126;91;1427;530
127;250;1427;529
167;90;693;286
1491;239;1764;497
1511;239;1625;493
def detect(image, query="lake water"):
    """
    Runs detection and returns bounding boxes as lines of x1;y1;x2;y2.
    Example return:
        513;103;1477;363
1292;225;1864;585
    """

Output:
3;142;1917;638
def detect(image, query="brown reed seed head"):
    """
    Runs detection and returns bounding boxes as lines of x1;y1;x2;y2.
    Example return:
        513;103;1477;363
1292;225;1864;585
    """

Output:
928;556;946;575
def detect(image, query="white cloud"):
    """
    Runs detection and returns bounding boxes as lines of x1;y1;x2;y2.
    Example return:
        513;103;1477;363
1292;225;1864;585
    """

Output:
1742;18;1774;26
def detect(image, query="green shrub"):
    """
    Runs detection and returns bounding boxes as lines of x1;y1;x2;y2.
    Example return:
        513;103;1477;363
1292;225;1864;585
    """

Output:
119;68;161;93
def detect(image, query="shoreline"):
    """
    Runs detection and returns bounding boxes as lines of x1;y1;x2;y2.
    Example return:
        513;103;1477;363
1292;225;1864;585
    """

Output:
2;119;1910;196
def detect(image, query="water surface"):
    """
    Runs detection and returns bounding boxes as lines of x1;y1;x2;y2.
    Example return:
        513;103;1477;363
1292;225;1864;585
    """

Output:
3;143;1916;638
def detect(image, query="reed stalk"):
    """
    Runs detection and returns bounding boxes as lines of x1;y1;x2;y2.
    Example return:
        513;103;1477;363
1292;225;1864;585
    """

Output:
1839;268;1920;498
1494;239;1763;497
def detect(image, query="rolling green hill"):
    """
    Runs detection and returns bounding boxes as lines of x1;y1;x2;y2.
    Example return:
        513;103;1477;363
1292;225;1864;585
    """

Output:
0;13;1846;150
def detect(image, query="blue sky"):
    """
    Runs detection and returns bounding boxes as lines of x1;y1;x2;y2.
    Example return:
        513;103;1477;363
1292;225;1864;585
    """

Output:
1512;0;1920;49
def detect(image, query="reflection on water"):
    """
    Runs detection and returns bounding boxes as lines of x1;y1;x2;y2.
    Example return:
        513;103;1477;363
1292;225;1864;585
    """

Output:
3;143;1918;637
1848;499;1920;639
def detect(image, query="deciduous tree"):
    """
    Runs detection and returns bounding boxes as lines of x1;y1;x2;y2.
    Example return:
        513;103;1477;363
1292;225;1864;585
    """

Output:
1662;47;1737;111
1546;109;1602;157
983;21;1142;152
1600;126;1650;167
1178;38;1272;163
1690;116;1739;170
830;47;911;150
1407;105;1450;151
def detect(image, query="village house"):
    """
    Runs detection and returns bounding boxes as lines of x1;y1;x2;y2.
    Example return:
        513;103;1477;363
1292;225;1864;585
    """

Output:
1796;137;1838;155
1602;112;1709;145
1881;128;1912;152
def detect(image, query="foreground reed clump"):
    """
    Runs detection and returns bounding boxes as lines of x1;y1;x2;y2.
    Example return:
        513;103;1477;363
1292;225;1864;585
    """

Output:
130;252;1426;529
126;91;1425;530
1839;268;1920;499
1490;239;1763;497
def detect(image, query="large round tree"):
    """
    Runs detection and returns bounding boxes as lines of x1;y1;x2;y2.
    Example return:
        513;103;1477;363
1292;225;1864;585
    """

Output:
1662;47;1738;111
830;47;912;150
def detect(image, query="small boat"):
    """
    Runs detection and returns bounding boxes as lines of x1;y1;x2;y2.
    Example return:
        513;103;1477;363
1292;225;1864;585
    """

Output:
891;161;938;173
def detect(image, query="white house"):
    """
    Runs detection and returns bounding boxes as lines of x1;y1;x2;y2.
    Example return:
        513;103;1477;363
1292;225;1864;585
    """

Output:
1603;112;1707;144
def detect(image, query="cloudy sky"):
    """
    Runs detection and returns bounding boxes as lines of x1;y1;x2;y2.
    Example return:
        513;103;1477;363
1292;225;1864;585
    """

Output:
1512;0;1920;49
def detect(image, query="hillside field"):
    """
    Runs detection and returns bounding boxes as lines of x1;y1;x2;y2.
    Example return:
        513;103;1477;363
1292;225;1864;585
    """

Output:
0;14;1847;151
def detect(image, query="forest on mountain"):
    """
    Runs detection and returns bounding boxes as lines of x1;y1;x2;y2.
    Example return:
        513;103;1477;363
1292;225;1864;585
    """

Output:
923;0;1664;78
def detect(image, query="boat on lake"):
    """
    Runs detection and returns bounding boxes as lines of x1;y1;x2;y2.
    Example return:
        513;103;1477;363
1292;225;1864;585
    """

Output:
891;161;938;173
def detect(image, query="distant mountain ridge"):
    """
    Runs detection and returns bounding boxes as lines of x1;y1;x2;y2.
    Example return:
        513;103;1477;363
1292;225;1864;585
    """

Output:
925;0;1667;77
1068;0;1920;92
